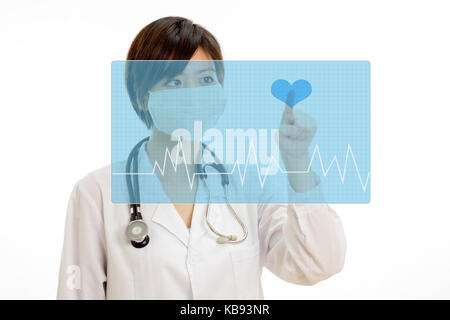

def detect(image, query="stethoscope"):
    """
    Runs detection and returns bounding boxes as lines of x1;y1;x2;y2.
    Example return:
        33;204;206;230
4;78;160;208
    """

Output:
125;136;248;248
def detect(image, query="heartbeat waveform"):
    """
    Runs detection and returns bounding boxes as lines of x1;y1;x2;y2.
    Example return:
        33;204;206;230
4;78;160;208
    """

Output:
112;137;371;192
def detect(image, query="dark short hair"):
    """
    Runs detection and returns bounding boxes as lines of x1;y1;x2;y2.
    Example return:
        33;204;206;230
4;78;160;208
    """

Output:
125;16;224;129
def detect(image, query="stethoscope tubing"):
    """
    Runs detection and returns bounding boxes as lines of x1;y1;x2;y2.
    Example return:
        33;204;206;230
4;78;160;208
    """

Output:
125;136;248;247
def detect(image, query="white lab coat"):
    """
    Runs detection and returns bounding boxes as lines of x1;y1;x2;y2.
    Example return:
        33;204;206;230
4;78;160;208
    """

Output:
57;143;346;300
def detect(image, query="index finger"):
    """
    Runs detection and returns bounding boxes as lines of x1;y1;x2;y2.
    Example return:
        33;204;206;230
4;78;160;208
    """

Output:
281;90;296;125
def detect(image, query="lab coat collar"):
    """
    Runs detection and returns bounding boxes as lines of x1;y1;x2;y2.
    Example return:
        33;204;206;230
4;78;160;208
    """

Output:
150;204;190;247
137;140;209;248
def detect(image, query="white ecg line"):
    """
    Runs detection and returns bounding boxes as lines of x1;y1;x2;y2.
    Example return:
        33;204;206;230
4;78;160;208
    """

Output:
112;137;371;192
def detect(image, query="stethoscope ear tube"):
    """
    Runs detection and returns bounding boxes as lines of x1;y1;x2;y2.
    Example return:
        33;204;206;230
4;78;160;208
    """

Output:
204;185;248;244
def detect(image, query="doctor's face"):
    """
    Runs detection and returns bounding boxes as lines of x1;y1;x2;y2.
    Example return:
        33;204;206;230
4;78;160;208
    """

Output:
150;48;219;92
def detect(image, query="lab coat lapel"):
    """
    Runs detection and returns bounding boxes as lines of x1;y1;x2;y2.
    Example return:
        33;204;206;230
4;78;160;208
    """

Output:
188;178;214;246
137;140;189;247
153;178;210;248
188;203;208;246
151;204;190;247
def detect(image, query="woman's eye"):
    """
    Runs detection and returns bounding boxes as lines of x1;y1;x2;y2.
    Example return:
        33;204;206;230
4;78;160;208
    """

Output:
200;76;215;84
164;79;182;87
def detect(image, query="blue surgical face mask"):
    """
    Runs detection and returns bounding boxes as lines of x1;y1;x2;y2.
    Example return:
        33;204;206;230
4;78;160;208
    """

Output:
147;84;226;138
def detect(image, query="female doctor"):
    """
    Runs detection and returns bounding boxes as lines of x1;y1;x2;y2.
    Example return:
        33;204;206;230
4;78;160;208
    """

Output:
57;16;346;300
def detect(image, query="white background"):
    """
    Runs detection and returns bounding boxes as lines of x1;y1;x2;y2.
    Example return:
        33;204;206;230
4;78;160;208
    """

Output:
1;0;449;299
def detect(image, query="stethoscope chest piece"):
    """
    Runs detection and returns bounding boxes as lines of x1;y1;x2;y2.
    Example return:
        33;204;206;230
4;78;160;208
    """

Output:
127;220;150;248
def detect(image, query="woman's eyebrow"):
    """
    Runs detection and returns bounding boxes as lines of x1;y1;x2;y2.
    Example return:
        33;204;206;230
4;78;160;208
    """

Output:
197;68;216;73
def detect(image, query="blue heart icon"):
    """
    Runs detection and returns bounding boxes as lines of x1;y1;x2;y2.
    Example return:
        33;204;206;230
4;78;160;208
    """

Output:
271;79;312;108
